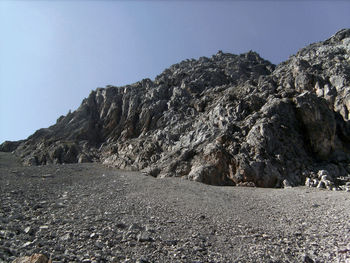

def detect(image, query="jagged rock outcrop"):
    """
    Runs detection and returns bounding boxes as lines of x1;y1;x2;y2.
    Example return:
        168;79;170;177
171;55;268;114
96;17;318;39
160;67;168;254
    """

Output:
2;29;350;188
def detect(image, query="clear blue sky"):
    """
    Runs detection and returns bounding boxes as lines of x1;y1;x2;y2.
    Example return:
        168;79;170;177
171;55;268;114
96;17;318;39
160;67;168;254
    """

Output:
0;1;349;143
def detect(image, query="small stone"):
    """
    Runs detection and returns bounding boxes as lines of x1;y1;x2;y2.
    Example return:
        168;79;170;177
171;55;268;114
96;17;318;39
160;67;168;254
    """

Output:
78;154;90;163
283;179;292;188
317;181;326;189
33;204;43;210
24;227;31;234
321;175;330;182
21;241;33;248
116;223;127;229
136;258;149;263
60;232;72;241
323;179;333;187
95;241;103;249
317;170;329;179
305;177;311;187
145;225;155;233
128;223;141;231
303;254;314;263
193;246;205;252
54;202;65;208
137;232;152;242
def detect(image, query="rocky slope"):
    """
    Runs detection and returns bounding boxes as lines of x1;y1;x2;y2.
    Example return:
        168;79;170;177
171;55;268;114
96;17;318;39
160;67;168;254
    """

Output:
2;29;350;188
1;152;349;263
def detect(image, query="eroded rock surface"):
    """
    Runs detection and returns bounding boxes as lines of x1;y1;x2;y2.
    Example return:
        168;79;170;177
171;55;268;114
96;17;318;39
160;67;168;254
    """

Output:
2;29;350;188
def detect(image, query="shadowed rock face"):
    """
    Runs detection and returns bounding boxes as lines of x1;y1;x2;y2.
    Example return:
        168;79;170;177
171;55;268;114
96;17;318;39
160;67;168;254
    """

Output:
2;29;350;188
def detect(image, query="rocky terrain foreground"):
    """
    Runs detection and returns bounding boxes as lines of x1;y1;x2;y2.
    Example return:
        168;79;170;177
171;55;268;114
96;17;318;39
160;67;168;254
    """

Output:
1;152;349;263
1;29;350;189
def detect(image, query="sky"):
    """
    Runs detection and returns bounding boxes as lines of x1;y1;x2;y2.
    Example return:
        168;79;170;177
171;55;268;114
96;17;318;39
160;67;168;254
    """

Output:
0;0;350;143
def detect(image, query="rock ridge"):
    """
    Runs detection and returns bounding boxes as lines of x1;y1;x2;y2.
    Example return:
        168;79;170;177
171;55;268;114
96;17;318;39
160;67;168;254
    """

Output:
2;29;350;189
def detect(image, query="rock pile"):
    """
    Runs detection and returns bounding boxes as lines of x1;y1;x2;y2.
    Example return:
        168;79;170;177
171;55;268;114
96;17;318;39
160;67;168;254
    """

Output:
1;29;350;188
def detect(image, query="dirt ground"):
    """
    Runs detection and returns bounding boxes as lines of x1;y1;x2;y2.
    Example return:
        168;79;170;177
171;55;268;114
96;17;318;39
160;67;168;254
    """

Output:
0;152;349;262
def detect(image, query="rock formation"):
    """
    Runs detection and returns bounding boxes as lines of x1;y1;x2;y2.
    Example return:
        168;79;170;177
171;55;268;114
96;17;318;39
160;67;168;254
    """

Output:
2;29;350;189
12;254;50;263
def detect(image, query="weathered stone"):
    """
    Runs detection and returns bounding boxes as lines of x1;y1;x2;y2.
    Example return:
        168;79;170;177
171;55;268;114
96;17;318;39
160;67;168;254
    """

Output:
12;254;49;263
24;227;31;234
305;177;312;187
303;254;314;263
317;181;326;189
60;232;72;241
283;179;292;189
318;170;331;180
2;29;350;189
137;232;153;242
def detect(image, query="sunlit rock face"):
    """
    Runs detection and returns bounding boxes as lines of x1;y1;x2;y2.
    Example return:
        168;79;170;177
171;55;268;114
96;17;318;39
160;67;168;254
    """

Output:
3;29;350;188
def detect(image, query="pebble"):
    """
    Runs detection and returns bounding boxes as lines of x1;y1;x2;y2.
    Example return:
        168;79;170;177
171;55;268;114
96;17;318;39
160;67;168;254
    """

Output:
283;179;292;189
317;181;326;189
24;227;31;234
137;232;153;242
303;254;314;263
21;241;33;248
60;233;72;241
136;258;150;263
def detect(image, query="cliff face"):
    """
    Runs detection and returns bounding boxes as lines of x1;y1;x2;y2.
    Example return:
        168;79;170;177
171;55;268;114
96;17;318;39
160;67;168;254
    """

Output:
3;29;350;188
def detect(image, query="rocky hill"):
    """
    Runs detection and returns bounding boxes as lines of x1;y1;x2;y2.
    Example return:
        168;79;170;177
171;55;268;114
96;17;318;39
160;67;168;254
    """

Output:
2;29;350;189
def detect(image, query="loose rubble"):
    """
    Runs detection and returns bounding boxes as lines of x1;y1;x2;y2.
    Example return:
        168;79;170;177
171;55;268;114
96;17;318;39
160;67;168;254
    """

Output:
1;152;349;262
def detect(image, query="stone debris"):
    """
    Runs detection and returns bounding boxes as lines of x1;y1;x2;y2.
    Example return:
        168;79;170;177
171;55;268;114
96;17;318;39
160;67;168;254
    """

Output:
0;153;350;263
2;150;349;263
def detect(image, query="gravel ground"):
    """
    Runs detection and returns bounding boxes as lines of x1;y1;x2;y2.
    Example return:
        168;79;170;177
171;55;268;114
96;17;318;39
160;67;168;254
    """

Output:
0;152;349;263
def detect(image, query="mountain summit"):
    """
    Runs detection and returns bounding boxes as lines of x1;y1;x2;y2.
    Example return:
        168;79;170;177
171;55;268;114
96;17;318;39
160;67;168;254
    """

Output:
2;29;350;189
